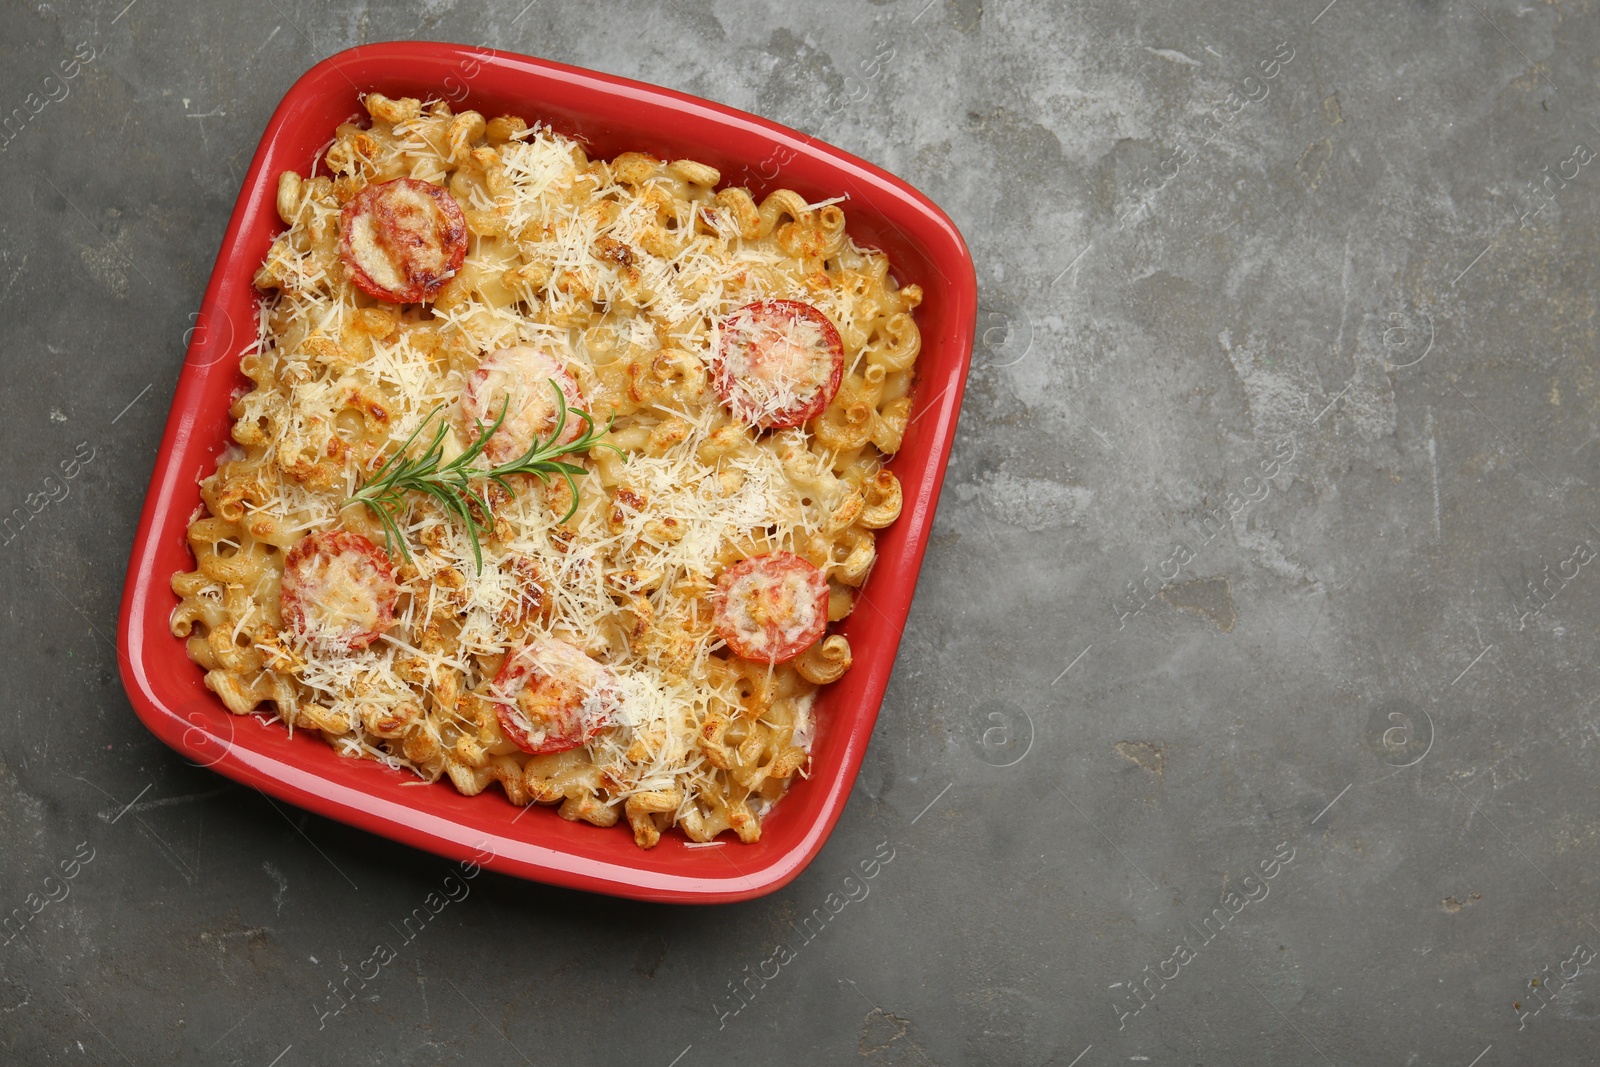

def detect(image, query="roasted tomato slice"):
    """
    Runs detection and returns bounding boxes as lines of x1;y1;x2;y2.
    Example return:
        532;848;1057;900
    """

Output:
491;637;620;754
711;299;845;430
338;177;468;304
460;346;586;464
713;551;829;663
279;530;400;650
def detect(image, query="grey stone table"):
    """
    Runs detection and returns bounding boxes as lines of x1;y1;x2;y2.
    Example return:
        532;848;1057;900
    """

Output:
3;0;1596;1063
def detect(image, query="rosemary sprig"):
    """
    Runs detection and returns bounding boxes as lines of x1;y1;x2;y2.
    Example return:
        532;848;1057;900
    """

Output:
342;380;620;571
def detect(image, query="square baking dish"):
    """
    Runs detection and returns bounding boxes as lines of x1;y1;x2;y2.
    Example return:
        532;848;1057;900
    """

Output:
117;40;975;903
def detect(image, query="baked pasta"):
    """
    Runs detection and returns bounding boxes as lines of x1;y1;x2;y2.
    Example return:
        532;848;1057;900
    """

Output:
171;92;921;848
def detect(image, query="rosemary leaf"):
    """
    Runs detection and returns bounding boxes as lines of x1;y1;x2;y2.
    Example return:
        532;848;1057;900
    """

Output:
340;380;621;571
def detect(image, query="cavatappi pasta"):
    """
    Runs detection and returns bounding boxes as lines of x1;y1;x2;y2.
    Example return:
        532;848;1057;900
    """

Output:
171;92;921;848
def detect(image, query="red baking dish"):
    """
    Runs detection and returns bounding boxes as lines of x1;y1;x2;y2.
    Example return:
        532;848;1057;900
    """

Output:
117;41;975;903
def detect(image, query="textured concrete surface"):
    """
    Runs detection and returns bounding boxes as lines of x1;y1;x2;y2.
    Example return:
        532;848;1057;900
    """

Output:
2;0;1598;1063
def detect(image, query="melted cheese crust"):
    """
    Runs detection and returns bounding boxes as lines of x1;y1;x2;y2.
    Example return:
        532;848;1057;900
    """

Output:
720;558;825;658
171;94;923;848
283;538;392;647
460;345;581;462
345;211;406;292
718;305;835;425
